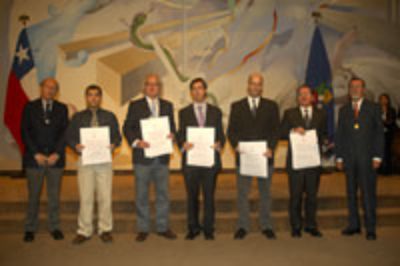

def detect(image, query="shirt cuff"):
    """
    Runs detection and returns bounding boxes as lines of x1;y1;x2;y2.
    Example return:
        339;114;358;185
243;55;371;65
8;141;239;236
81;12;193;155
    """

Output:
132;139;139;148
372;157;382;162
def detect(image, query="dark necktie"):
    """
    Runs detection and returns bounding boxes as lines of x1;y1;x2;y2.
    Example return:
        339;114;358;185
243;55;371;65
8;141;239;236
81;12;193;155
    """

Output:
44;101;51;124
251;98;257;117
304;108;311;129
91;109;99;127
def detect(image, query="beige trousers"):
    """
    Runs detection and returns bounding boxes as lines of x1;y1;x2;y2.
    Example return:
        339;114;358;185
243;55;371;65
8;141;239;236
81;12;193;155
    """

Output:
77;161;113;237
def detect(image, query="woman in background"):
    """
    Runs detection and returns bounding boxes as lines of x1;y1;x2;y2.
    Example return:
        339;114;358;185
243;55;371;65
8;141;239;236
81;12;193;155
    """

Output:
378;93;397;175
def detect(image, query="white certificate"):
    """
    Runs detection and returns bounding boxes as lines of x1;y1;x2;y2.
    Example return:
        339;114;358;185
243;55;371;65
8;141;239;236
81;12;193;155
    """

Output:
290;129;321;170
80;127;112;166
140;116;173;158
187;127;215;167
239;141;268;178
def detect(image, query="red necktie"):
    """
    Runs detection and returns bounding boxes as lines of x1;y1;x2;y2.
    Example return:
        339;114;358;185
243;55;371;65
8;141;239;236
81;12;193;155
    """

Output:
353;102;359;119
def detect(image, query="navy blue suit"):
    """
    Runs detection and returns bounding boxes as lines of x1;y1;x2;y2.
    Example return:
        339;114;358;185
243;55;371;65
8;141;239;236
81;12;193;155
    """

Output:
336;99;384;233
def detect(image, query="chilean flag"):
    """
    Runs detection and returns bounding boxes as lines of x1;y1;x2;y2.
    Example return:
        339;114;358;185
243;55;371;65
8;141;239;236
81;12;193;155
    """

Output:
3;28;34;154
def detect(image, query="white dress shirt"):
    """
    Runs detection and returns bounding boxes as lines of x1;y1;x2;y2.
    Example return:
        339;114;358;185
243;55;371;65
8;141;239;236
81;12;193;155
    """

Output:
300;105;313;119
146;96;159;117
41;98;53;111
247;96;260;110
352;98;363;113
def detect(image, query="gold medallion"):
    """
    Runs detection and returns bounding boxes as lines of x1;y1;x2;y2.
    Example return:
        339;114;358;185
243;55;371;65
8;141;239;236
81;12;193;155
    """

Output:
354;123;359;129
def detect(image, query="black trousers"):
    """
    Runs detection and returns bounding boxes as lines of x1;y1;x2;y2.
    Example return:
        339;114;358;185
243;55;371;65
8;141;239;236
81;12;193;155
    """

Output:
288;168;320;230
183;167;218;234
344;159;377;233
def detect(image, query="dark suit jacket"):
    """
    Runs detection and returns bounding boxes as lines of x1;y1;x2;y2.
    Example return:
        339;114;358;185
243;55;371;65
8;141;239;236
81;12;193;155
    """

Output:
21;98;68;168
281;106;327;171
177;103;225;170
123;97;176;165
335;99;384;165
382;106;397;138
66;108;122;153
227;97;280;165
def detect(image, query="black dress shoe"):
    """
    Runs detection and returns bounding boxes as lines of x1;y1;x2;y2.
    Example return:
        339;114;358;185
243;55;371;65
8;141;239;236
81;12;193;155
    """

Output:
342;228;361;236
262;229;277;239
304;228;323;237
23;232;35;242
157;229;177;240
234;228;247;240
100;232;113;243
366;232;376;240
204;233;215;240
72;234;90;245
135;232;149;242
291;229;302;238
51;229;64;240
185;230;201;240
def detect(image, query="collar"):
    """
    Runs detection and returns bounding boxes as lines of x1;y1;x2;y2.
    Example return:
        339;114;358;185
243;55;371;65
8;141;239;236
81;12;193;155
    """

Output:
300;105;312;111
41;98;53;105
193;101;207;108
247;96;260;106
145;96;159;103
352;98;364;108
87;107;100;113
41;98;54;110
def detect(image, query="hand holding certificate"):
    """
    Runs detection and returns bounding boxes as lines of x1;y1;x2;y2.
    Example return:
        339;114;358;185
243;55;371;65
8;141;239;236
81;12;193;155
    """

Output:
289;129;321;170
140;116;173;158
187;127;215;167
80;127;112;166
239;141;268;178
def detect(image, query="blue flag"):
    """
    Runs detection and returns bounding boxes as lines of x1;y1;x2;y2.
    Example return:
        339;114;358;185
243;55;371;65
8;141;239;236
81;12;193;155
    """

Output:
305;26;335;142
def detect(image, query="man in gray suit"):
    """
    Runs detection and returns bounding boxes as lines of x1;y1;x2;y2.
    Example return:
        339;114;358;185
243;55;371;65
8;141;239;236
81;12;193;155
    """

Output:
281;85;327;238
336;77;384;240
227;73;280;240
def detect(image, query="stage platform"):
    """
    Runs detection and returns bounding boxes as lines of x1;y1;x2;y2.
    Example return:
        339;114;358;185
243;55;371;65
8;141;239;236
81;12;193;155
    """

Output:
0;172;399;233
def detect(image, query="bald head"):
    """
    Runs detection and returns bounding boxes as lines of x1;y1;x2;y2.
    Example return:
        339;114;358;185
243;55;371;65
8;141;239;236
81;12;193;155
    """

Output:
247;72;264;97
144;74;162;98
40;77;59;100
248;73;264;84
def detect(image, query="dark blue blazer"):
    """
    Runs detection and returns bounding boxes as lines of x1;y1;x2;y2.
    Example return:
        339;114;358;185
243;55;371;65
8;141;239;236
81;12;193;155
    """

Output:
335;99;384;165
21;98;68;168
123;97;176;165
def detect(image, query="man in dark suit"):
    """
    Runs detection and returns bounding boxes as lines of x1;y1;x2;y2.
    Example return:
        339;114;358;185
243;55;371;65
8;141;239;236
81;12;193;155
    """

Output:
20;77;68;242
281;85;327;238
123;74;177;242
177;78;225;240
227;73;280;240
336;77;384;240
